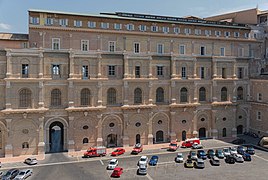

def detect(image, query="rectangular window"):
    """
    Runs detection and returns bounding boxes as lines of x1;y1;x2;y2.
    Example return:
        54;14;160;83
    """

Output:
109;41;116;52
82;65;89;79
200;46;205;55
162;26;169;33
200;67;205;79
257;111;261;121
151;26;158;32
157;66;163;76
114;23;122;30
220;47;225;56
108;65;115;76
222;68;226;78
52;64;60;75
238;48;244;57
29;17;40;25
22;42;28;48
52;38;60;50
88;21;96;28
195;29;201;35
215;31;221;36
244;33;249;39
139;25;146;31
74;20;82;27
101;22;109;29
174;27;180;34
179;45;185;55
81;40;89;51
257;93;262;101
157;44;164;54
234;32;240;38
59;19;68;26
238;67;243;79
224;31;230;37
182;67;186;78
135;66;140;78
45;18;53;25
127;24;134;31
22;64;29;78
134;43;140;53
184;28;191;34
205;30;211;36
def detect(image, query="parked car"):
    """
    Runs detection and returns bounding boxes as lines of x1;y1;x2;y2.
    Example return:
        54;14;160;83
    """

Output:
138;156;148;166
111;167;123;178
215;149;224;159
246;146;255;155
168;141;178;151
232;138;246;145
107;159;118;170
242;153;252;161
131;143;143;154
223;148;231;157
197;150;207;160
207;149;215;159
184;159;194;168
111;148;125;156
225;155;236;164
0;171;5;179
175;153;184;163
14;169;33;180
181;138;200;148
233;153;244;163
2;168;20;180
188;151;198;161
194;158;205;169
229;147;238;155
24;157;38;165
137;164;147;175
192;143;203;149
210;156;220;166
237;146;246;155
0;162;1;168
149;155;158;166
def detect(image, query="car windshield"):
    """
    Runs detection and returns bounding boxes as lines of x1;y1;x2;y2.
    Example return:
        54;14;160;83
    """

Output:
19;172;25;175
248;147;254;150
199;151;205;155
114;149;119;152
5;171;11;176
110;161;116;165
141;158;146;161
140;168;146;170
198;161;204;164
224;149;229;152
191;152;196;155
177;154;183;157
170;143;177;146
152;156;157;160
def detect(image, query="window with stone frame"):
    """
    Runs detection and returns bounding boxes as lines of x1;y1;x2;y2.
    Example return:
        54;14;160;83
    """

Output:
51;89;61;107
81;88;91;106
82;65;89;79
257;111;261;121
108;41;116;52
237;87;243;100
221;87;228;101
180;87;188;103
135;66;140;78
52;38;60;50
222;128;227;137
134;88;142;104
19;88;32;108
22;142;29;149
83;138;89;144
156;87;164;103
199;87;206;102
107;88;116;105
81;40;89;51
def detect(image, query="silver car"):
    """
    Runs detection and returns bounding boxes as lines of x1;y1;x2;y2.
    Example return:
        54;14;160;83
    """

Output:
14;169;33;180
175;153;184;163
138;164;147;175
24;157;38;165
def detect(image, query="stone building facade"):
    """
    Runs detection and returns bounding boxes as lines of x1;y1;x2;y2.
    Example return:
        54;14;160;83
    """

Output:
0;9;262;157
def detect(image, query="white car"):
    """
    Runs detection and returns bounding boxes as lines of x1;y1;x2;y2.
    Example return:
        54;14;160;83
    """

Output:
138;156;148;166
192;143;203;149
14;169;33;180
138;164;147;175
175;153;184;163
24;157;38;165
233;154;244;163
223;148;231;157
229;147;238;155
107;159;118;170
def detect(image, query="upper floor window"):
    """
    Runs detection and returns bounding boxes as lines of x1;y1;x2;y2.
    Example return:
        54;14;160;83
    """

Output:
151;25;158;32
157;66;163;76
135;66;140;78
234;32;240;38
114;23;122;30
134;88;142;104
82;65;89;79
52;38;60;50
238;48;244;57
244;33;249;39
179;45;185;55
108;65;116;76
157;44;164;54
22;142;29;149
134;42;140;53
224;31;230;37
109;41;116;52
45;18;53;25
220;47;225;56
221;87;228;101
184;28;191;34
237;87;243;100
22;64;29;78
162;26;169;33
257;111;261;121
51;89;61;107
81;88;91;106
222;68;226;78
181;67;187;79
59;19;68;26
74;20;82;27
156;87;164;103
126;24;134;31
199;87;206;102
81;40;89;51
205;30;211;36
174;27;180;34
139;25;146;31
200;46;206;55
107;88;116;105
237;67;243;79
200;67;205;79
101;22;109;29
195;29;201;35
180;87;188;103
215;31;221;36
29;17;39;25
52;64;60;75
257;93;262;101
19;88;32;108
88;21;96;28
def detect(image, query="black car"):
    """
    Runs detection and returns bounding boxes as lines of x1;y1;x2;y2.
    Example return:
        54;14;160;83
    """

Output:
237;146;246;155
231;138;246;145
225;155;236;164
246;146;255;155
2;168;20;180
197;150;207;160
215;149;224;159
207;149;215;159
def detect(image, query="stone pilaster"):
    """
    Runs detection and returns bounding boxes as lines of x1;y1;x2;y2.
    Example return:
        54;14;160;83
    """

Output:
68;116;75;152
5;119;13;157
38;117;45;155
96;114;103;146
170;112;176;141
97;82;103;106
122;114;129;147
148;112;154;144
123;54;129;78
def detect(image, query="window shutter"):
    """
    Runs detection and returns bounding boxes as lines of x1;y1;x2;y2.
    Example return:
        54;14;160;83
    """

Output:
37;18;40;24
51;19;54;25
30;17;33;24
74;20;76;27
66;19;68;26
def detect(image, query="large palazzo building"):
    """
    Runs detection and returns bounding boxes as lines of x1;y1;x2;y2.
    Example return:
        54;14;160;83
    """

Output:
0;9;264;157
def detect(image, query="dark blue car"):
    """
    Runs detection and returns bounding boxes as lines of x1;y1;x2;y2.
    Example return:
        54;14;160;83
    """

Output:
197;150;207;159
149;155;159;166
242;153;251;161
237;146;245;155
246;146;255;155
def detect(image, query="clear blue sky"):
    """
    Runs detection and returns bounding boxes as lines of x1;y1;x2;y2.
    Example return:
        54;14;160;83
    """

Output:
0;0;268;33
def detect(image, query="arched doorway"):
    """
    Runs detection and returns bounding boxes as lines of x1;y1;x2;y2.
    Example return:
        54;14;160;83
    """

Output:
107;134;117;147
182;131;187;141
49;121;64;153
156;130;164;143
136;134;141;144
199;128;206;138
237;125;243;135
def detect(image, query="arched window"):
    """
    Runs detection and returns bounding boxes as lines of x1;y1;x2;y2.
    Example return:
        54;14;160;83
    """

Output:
222;128;227;137
51;89;61;106
199;87;206;102
134;88;142;104
180;87;188;103
156;87;164;103
221;87;228;101
237;87;243;100
107;88;116;105
81;88;91;106
19;88;32;108
83;138;89;144
22;142;29;149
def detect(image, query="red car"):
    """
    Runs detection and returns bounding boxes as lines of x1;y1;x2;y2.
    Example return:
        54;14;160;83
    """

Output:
131;143;143;154
111;148;125;156
111;167;123;178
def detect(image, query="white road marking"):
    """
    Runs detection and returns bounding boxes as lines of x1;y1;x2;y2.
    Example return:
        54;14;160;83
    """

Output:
146;173;154;180
100;159;104;165
254;154;268;162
